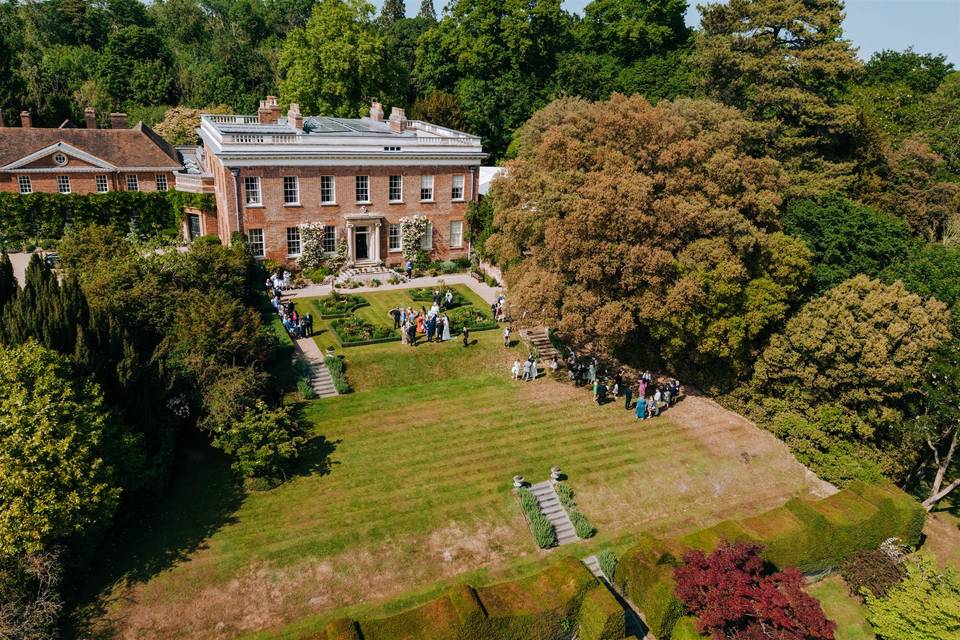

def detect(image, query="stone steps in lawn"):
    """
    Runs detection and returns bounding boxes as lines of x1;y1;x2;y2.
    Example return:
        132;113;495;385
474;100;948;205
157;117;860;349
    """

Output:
530;480;579;546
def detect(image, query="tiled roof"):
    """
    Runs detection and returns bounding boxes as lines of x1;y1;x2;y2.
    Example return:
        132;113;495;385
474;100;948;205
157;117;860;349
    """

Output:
0;122;181;169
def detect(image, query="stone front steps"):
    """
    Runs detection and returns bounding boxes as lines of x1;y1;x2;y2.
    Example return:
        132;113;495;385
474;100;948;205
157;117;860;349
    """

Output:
582;554;605;579
530;480;578;546
295;337;339;399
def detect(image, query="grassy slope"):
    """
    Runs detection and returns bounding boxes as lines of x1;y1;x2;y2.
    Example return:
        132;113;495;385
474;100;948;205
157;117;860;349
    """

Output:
807;576;875;640
93;286;820;640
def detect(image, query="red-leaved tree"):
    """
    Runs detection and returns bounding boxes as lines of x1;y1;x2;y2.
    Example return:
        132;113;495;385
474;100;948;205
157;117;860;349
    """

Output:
674;542;836;640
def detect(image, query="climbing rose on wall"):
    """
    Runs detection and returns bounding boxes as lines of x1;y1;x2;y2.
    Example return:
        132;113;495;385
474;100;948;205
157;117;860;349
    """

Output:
298;222;326;269
399;215;428;260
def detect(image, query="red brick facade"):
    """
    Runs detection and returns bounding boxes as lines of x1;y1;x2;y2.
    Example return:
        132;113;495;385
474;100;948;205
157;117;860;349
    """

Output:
0;171;177;195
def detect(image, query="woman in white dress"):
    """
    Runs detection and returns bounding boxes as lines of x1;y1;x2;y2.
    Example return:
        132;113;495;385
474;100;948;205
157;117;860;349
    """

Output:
441;315;452;341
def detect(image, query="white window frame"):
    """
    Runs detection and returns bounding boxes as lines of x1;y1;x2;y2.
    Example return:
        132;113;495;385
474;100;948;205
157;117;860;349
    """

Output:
388;175;403;202
17;175;32;194
286;227;301;256
57;175;71;194
355;175;370;203
388;223;401;251
155;174;168;192
52;152;68;166
451;174;465;201
247;228;265;258
420;175;434;202
320;175;336;204
450;220;463;248
244;176;262;206
420;221;433;250
95;175;109;193
283;176;299;205
126;175;139;191
322;225;336;254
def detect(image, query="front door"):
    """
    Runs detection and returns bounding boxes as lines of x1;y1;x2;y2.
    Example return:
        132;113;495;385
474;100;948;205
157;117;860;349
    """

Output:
355;226;369;261
188;214;202;240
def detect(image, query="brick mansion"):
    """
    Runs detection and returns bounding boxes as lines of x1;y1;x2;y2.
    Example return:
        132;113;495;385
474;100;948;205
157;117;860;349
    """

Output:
0;97;487;266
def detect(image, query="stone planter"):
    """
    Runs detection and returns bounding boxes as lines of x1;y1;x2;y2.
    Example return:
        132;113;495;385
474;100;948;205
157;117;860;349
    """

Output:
326;346;335;357
551;467;562;481
513;475;525;489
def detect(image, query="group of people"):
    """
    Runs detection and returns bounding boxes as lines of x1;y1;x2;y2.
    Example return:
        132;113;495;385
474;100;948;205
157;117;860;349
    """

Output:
510;355;540;381
490;294;508;322
628;374;682;420
267;279;313;338
267;271;293;292
392;303;452;346
564;350;682;418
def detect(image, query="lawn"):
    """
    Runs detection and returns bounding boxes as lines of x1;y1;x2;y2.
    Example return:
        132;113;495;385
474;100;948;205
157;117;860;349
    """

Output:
807;576;875;640
88;285;825;640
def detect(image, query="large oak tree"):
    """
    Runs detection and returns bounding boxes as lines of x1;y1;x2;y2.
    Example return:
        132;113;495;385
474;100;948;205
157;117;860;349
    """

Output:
489;94;811;382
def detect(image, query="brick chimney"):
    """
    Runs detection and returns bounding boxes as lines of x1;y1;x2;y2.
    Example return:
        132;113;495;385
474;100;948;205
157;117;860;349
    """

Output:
258;96;280;124
109;112;128;129
287;103;303;130
388;106;406;133
84;107;97;129
370;101;384;122
20;110;32;128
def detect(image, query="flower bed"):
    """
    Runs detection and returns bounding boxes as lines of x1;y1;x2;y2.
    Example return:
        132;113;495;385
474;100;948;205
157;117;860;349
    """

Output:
518;487;556;548
555;481;596;538
407;287;468;308
445;305;498;334
312;293;369;318
330;316;399;347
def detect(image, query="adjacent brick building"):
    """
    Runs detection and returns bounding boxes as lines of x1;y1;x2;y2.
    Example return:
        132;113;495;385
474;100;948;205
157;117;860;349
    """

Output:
0;109;182;196
177;97;486;266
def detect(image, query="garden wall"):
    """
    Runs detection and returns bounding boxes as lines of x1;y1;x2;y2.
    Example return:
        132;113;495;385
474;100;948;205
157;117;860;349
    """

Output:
613;481;924;639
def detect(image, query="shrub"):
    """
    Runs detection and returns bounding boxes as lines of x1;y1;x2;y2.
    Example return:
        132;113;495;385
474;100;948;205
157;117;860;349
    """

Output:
569;508;595;539
841;549;905;600
297;378;317;400
330;317;398;346
303;267;331;283
517;487;556;548
554;481;575;508
210;400;305;480
387;275;401;285
313;293;369;318
577;586;625;640
446;305;497;334
407;286;467;308
597;549;618;580
370;278;381;287
325;356;350;394
193;234;221;246
440;260;459;274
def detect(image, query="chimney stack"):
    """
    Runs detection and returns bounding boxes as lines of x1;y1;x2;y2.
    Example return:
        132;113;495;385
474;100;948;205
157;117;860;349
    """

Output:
388;106;406;133
84;107;97;129
287;103;303;130
20;110;32;128
370;101;384;122
258;96;280;124
109;112;128;129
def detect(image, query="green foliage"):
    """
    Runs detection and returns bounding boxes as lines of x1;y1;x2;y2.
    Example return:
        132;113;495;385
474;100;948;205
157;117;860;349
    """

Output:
517;487;556;548
597;549;617;580
671;616;704;639
98;26;176;107
325;355;351;393
0;341;123;555
0;252;15;311
331;316;399;346
0;191;177;247
407;287;466;307
210;399;305;479
880;241;960;322
863;48;954;94
569;508;595;539
445;305;497;334
554;481;574;508
313;293;369;318
696;0;862;195
864;553;960;640
303;267;332;283
614;534;684;638
576;0;688;65
278;0;385;117
783;194;915;293
576;586;625;640
465;197;495;258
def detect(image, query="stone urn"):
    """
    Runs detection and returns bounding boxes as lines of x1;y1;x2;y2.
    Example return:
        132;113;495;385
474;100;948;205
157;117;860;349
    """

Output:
551;466;562;481
513;475;525;489
326;346;335;357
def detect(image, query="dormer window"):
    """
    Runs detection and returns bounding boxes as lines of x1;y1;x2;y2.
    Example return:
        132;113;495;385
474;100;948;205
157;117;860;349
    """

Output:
53;152;68;166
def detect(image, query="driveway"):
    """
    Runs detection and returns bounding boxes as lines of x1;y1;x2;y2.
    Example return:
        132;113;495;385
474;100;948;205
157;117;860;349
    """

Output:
7;252;32;286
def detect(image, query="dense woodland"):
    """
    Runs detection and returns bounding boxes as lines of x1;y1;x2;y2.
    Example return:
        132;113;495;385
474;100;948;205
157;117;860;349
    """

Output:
1;0;960;637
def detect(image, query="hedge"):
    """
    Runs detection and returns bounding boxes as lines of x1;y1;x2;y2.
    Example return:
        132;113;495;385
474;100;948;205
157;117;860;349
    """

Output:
0;190;214;246
614;483;925;640
312;294;369;319
670;616;704;639
330;318;400;347
577;586;626;640
332;557;603;640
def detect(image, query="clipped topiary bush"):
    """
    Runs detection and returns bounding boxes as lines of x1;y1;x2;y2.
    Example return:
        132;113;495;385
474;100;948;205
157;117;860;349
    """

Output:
614;534;685;639
577;586;626;640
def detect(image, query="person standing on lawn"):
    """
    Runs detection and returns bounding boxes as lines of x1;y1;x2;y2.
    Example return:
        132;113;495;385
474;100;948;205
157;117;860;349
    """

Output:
462;325;470;347
405;259;413;279
441;315;451;341
503;324;511;347
636;394;646;420
512;358;522;380
624;383;633;410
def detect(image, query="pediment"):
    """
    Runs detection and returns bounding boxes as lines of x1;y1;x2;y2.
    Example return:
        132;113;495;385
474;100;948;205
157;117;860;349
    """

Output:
1;142;117;171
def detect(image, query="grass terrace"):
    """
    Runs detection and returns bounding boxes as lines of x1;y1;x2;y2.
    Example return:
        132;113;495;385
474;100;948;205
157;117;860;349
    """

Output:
88;284;826;640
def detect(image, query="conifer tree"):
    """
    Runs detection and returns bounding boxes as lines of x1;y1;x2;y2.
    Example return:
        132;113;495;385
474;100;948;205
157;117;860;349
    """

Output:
0;251;16;311
418;0;435;21
379;0;406;25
